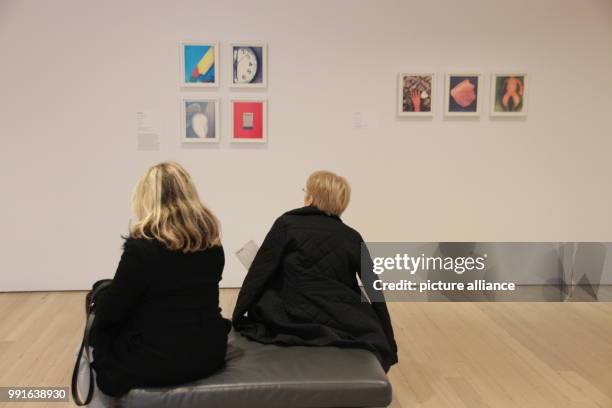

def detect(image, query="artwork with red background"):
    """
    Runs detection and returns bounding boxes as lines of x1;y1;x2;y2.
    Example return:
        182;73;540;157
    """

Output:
233;101;264;139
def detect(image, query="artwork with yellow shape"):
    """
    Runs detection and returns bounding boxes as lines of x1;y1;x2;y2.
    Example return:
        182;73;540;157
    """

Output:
182;42;218;86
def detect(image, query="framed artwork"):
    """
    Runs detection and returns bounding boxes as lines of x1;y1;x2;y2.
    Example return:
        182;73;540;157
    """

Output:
490;73;528;116
398;73;434;116
445;73;481;116
180;42;219;87
181;98;219;143
231;99;267;143
230;43;267;88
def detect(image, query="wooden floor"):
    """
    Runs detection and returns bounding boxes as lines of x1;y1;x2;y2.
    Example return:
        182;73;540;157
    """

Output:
0;290;611;408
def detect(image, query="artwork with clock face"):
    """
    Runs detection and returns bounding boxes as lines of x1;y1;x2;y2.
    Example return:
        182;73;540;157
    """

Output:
398;73;434;116
231;100;267;143
491;73;528;116
445;73;481;116
231;43;267;87
181;99;219;143
180;42;218;87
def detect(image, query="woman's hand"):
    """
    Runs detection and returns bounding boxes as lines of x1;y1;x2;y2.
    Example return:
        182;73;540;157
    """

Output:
410;89;421;112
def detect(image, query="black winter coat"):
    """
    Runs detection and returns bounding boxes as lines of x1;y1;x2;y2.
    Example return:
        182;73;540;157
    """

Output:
90;238;230;397
232;206;398;371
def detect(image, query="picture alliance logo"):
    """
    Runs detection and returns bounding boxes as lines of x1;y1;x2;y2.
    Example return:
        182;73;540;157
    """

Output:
372;253;488;275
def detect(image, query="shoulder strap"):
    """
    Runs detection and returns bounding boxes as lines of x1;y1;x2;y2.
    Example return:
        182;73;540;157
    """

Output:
71;312;96;406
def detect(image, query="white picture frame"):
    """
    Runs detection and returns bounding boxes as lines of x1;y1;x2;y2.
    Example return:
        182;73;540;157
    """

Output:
444;73;482;117
397;72;435;117
181;98;220;143
179;41;219;88
230;42;268;88
230;99;267;143
490;73;528;117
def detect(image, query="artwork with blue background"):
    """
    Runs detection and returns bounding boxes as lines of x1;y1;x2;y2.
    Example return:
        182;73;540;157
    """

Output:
184;45;215;83
448;75;478;112
232;46;263;84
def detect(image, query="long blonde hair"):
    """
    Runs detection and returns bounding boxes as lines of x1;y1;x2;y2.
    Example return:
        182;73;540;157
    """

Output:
130;162;221;252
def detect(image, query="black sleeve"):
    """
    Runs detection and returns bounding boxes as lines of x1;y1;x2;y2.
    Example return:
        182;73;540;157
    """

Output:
357;237;398;354
94;239;151;330
232;216;290;325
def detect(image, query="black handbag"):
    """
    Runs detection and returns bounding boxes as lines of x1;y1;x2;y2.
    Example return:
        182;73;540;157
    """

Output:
71;279;113;406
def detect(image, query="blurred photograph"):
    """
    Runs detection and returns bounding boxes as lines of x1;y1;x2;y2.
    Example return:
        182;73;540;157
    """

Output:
231;43;267;87
491;74;528;116
231;100;267;143
182;99;219;142
445;73;480;116
181;42;218;87
398;73;434;116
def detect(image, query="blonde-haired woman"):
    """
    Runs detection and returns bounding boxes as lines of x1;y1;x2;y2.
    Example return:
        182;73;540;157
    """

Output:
233;170;398;372
90;162;229;397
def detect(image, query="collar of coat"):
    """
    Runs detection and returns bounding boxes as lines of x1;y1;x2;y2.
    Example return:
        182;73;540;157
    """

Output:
284;205;342;221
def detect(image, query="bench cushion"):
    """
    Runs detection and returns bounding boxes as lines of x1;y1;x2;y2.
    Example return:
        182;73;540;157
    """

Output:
122;331;392;408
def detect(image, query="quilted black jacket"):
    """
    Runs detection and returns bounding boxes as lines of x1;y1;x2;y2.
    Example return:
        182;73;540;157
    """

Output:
232;206;398;372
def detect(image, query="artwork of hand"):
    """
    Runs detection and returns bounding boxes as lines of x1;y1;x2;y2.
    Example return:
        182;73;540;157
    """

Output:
410;89;421;112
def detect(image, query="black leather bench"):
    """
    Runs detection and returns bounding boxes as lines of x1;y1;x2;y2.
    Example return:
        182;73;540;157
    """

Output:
86;331;392;408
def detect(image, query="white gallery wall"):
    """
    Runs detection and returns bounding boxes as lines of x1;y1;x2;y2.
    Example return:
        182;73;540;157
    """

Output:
1;0;612;290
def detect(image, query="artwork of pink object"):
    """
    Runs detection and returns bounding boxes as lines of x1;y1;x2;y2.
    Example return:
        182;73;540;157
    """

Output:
450;79;476;108
445;74;480;115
